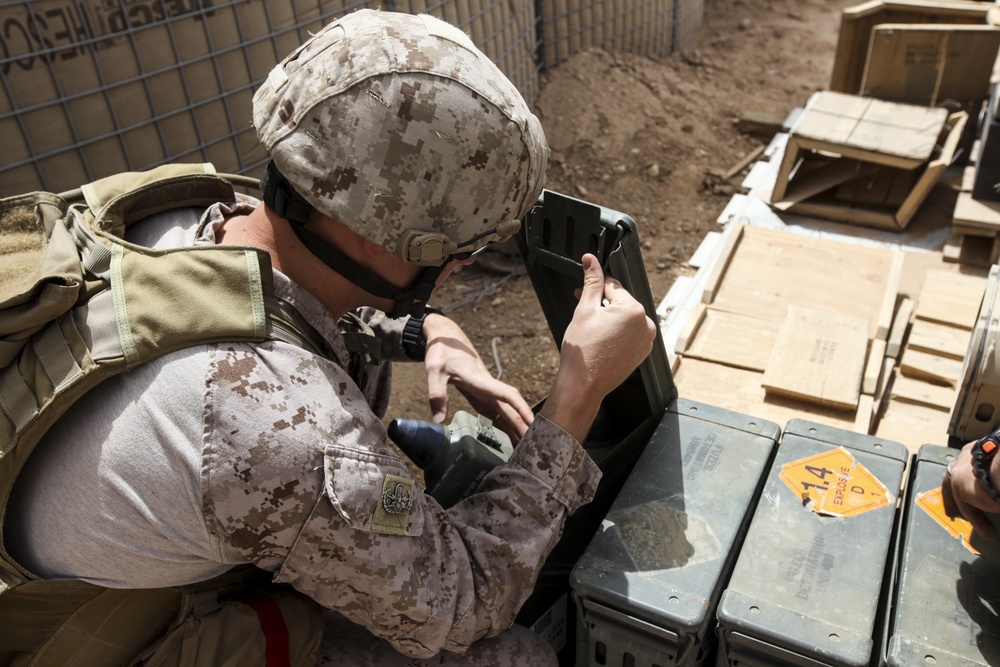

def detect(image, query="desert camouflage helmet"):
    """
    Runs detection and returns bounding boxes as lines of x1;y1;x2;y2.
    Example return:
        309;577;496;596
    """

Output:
253;9;548;267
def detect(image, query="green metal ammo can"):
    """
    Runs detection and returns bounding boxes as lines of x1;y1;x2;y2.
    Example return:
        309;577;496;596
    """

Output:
570;399;780;666
716;420;908;667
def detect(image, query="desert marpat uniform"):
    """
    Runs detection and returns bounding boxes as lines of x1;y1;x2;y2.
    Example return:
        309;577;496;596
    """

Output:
6;199;601;661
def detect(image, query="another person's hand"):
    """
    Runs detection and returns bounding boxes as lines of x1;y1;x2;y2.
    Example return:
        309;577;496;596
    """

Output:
942;436;1000;540
540;253;657;443
422;313;535;443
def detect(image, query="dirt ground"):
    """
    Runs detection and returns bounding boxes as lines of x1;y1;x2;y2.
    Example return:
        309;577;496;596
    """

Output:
387;0;858;425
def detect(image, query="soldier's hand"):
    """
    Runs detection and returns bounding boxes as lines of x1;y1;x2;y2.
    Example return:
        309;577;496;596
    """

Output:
423;313;534;443
942;440;1000;540
540;253;656;443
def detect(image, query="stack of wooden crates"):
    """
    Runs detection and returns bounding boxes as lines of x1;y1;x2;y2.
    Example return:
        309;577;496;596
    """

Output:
671;0;1000;455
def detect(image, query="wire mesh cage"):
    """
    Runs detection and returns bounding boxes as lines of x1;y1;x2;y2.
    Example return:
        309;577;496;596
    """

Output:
0;0;702;197
538;0;704;66
0;0;541;195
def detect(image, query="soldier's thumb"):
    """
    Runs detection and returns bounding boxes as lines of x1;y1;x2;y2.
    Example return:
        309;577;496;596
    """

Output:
579;254;605;307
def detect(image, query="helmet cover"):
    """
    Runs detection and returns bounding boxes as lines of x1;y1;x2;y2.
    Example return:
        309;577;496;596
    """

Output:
253;10;548;266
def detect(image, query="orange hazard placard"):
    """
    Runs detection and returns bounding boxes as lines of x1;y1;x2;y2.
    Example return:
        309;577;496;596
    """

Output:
779;446;891;518
916;487;978;555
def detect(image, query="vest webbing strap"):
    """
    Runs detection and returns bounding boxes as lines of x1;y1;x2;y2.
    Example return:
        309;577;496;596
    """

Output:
35;325;84;395
0;368;37;436
109;243;140;367
81;291;123;362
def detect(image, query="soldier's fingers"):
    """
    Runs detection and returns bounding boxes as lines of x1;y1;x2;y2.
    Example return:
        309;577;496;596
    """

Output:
942;466;960;519
964;503;998;540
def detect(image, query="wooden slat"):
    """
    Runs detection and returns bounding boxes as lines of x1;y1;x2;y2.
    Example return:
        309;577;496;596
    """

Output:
872;366;898;433
875;399;952;453
876;357;896;405
943;232;964;263
701;222;745;304
876;251;904;340
724;144;768;180
914;269;987;329
773;158;879;209
786;199;910;231
887;295;914;358
689;231;723;269
895;111;968;227
675;302;707;355
673;357;860;431
770;136;800;203
737;110;787;136
890;373;958;410
961;163;976;192
680;307;780;372
762;306;870;410
906;318;973;359
899;347;964;386
855;394;877;434
831;0;884;93
950;222;999;239
953;190;1000;234
864;338;888;395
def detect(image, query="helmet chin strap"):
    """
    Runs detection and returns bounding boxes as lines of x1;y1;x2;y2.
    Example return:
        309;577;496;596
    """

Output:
288;222;445;318
261;161;441;319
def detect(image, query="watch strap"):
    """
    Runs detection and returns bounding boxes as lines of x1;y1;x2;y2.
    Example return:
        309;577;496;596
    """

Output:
402;307;441;361
972;431;1000;506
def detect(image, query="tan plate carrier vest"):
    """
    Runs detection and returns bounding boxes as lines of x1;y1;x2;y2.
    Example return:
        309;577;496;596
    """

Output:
0;163;328;667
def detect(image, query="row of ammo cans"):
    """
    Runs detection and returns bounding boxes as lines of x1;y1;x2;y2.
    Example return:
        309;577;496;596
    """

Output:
571;412;1000;666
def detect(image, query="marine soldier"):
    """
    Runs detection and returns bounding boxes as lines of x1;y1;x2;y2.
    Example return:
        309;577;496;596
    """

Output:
4;10;656;665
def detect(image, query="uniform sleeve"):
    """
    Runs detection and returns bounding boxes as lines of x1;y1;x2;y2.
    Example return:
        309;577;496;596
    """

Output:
357;307;410;362
201;342;601;659
275;415;598;658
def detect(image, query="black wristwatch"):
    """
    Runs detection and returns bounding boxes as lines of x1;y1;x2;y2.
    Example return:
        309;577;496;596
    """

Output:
972;430;1000;506
402;307;442;361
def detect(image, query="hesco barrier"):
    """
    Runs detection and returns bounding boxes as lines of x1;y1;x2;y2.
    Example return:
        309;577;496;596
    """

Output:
539;0;702;66
0;0;704;196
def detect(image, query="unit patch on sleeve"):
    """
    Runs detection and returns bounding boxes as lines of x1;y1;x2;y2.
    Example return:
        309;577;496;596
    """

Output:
373;474;416;535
